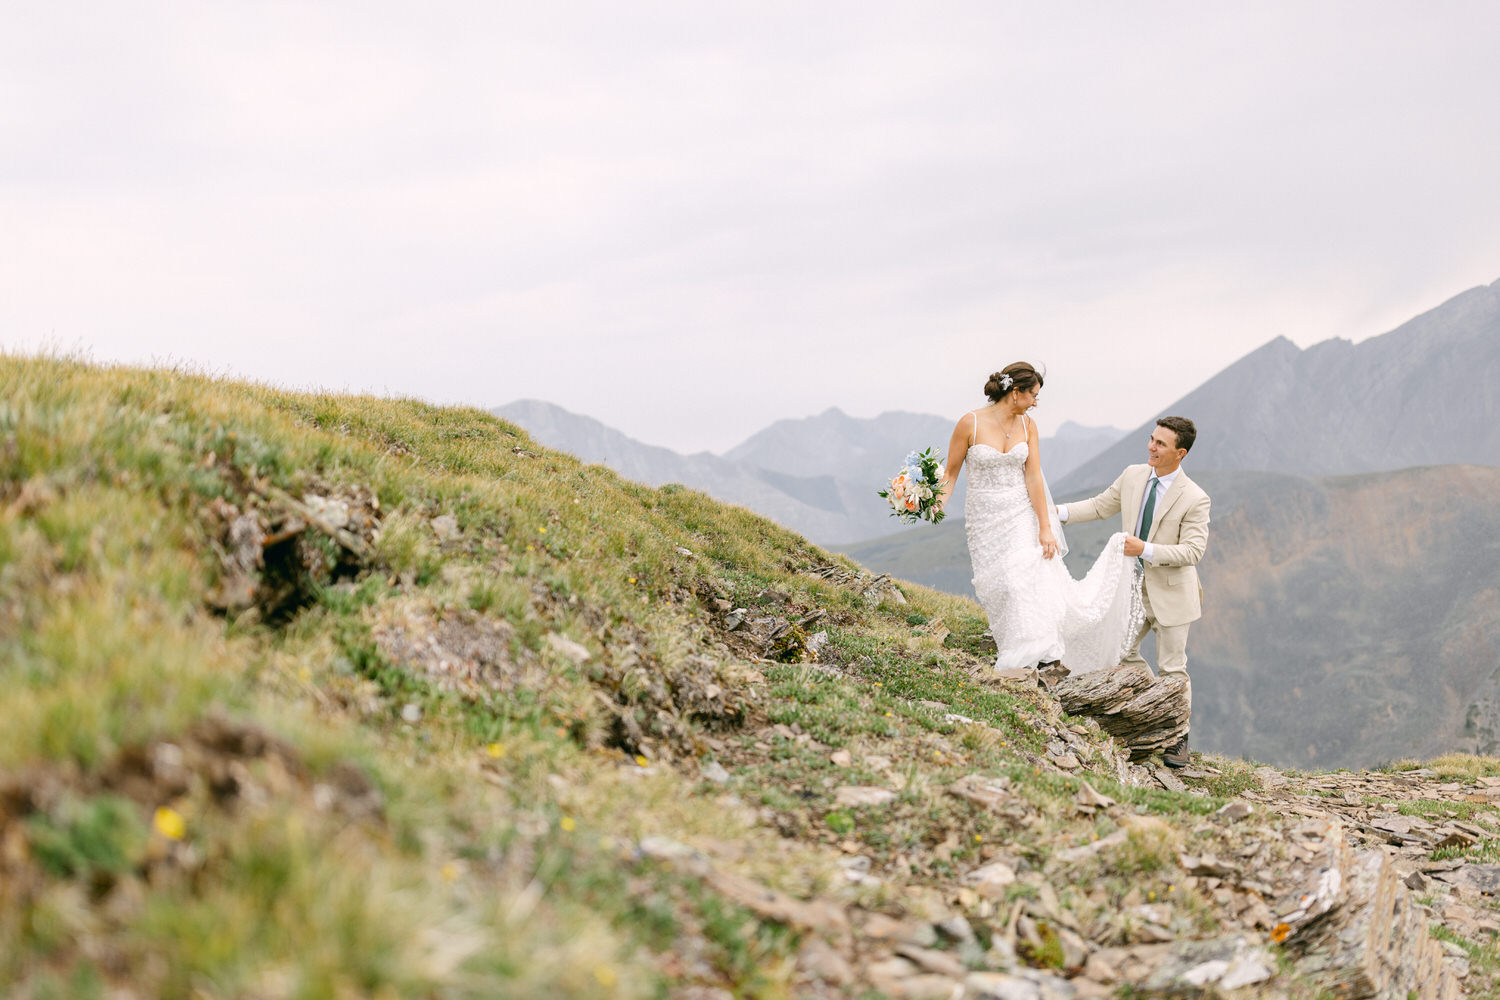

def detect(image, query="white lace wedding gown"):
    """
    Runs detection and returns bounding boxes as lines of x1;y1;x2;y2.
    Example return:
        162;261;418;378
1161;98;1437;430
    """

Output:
965;441;1142;673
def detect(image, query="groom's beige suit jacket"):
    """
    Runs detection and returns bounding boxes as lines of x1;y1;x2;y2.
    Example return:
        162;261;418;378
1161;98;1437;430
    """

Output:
1066;464;1210;628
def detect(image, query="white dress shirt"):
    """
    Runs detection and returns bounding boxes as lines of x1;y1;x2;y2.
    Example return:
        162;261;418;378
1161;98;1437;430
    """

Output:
1057;468;1178;564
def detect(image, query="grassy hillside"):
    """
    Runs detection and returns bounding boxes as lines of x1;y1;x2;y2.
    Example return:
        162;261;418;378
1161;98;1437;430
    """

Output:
0;355;1493;998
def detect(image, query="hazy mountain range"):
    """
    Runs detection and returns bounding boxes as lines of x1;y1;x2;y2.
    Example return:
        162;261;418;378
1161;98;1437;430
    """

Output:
1187;465;1500;768
495;400;1123;545
1058;275;1500;492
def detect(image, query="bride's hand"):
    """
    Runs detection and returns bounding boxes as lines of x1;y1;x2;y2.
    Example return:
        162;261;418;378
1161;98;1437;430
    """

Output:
1039;528;1059;560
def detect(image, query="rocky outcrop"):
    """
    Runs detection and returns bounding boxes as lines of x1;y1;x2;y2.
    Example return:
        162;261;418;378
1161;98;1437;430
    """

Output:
1054;665;1189;759
640;769;1472;998
667;659;1480;997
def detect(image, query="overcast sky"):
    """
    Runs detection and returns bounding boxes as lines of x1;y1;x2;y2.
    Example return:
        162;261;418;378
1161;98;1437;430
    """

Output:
5;2;1498;454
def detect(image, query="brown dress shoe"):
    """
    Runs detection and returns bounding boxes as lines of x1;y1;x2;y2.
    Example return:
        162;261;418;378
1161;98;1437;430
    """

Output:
1162;738;1191;769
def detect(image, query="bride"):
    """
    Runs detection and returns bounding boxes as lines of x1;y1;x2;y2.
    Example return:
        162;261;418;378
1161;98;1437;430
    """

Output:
938;362;1141;675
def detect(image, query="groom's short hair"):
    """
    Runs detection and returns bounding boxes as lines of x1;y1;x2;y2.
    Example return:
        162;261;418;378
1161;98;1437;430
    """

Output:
1157;416;1196;453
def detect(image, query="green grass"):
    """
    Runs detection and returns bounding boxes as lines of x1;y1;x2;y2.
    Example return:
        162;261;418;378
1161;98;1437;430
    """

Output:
821;628;1051;755
1192;756;1262;800
1397;799;1498;823
1431;842;1500;864
1431;925;1500;999
2;355;829;996
1386;753;1500;780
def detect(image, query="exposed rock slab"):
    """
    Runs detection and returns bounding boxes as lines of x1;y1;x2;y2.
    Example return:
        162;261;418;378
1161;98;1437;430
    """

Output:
1054;664;1189;758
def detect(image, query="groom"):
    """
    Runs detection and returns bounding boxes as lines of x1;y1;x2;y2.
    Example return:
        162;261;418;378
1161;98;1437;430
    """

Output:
1055;416;1210;769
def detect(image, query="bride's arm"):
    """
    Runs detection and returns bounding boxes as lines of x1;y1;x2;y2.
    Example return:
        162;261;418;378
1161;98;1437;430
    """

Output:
936;416;970;511
1023;417;1059;559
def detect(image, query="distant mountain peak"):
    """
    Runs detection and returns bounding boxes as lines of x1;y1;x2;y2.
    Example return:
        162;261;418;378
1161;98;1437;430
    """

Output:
500;400;1126;544
1057;277;1500;492
1244;334;1301;359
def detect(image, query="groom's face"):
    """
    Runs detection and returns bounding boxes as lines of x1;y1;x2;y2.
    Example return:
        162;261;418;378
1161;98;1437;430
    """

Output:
1147;426;1186;471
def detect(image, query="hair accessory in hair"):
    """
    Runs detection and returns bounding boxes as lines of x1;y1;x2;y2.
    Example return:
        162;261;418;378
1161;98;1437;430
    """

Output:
999;373;1013;391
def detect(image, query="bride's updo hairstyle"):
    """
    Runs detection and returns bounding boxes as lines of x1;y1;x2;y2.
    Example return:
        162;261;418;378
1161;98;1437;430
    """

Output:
984;362;1044;403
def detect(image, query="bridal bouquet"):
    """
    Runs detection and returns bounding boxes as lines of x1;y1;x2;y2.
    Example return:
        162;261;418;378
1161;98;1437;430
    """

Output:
878;448;948;524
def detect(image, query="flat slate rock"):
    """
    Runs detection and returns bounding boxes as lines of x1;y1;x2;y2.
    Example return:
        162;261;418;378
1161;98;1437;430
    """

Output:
1432;864;1500;895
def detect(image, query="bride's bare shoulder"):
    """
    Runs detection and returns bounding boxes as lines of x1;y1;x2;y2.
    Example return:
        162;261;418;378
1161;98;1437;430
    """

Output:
951;410;981;434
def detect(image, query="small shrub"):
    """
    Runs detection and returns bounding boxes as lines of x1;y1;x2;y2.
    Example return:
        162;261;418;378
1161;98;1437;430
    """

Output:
26;795;147;881
767;625;809;663
825;811;855;836
1106;818;1180;876
1017;920;1065;969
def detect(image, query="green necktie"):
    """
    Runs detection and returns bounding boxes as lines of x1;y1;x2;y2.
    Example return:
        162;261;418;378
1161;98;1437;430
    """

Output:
1137;477;1159;566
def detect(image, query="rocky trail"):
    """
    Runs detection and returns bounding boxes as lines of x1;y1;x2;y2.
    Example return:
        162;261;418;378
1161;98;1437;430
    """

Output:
649;699;1493;998
642;568;1497;999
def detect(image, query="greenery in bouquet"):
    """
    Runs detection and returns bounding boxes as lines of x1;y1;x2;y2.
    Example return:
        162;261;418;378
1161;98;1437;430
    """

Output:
878;448;948;524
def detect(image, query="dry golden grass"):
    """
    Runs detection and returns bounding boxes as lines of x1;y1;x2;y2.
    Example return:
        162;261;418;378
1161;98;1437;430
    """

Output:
1389;753;1500;780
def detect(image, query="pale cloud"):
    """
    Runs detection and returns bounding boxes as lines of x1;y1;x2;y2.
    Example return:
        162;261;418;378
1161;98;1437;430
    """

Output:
3;2;1498;452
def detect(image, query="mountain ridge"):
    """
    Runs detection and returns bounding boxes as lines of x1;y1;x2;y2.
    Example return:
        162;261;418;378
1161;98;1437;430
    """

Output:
496;399;1125;544
1058;276;1500;491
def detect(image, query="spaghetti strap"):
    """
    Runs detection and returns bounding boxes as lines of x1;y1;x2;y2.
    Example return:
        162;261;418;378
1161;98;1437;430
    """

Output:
968;410;979;447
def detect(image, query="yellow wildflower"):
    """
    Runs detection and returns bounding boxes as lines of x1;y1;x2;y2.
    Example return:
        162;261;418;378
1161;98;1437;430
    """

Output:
560;816;577;832
153;806;186;841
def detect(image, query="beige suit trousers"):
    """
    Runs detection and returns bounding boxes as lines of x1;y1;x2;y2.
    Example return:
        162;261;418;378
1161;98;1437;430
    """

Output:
1121;589;1191;709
